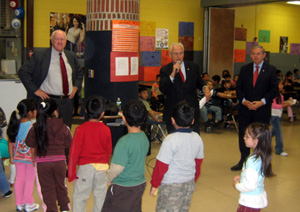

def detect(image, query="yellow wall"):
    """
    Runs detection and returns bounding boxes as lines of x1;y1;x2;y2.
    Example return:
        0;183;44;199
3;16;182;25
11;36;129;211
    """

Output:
33;0;87;48
234;3;300;53
140;0;204;51
32;0;204;50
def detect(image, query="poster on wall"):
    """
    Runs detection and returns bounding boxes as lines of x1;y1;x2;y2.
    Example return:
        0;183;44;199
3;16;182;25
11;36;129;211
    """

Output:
156;29;169;49
280;36;288;53
50;12;86;58
234;49;246;63
290;43;300;55
258;30;270;43
179;22;194;51
112;20;139;52
235;28;247;41
246;42;258;54
110;52;139;82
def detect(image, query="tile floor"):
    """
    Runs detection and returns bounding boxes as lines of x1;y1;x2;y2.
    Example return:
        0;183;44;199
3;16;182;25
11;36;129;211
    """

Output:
1;113;300;212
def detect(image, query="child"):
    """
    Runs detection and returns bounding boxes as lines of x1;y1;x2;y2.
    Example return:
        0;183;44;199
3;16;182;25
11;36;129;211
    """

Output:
68;95;112;212
150;101;204;211
102;100;149;212
212;75;221;90
151;74;165;111
139;86;163;123
25;98;71;212
271;78;293;156
233;122;275;212
7;99;39;212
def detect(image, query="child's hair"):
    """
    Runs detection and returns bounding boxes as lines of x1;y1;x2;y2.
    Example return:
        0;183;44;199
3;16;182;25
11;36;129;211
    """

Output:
285;71;293;78
222;70;229;78
34;99;58;157
85;95;105;119
7;99;36;142
275;78;283;105
246;122;275;178
205;80;212;85
224;80;231;85
223;73;231;79
212;75;221;83
123;100;147;127
172;101;195;127
138;86;147;94
293;68;299;74
156;74;161;79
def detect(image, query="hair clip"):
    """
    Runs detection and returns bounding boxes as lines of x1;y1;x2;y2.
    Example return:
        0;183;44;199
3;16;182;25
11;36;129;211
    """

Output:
15;109;21;119
41;102;46;108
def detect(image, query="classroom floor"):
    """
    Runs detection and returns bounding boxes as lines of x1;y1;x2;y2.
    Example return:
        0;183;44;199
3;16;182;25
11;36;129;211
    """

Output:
1;112;300;212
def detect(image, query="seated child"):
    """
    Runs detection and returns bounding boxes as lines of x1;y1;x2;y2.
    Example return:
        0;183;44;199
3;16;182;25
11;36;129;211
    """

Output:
139;87;163;123
212;75;222;90
68;95;112;212
151;74;165;111
150;101;204;211
102;100;149;212
202;72;209;82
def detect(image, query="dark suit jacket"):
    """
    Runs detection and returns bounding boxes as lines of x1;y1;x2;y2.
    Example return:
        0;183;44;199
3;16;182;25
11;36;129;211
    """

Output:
236;62;278;122
159;61;203;129
18;48;83;100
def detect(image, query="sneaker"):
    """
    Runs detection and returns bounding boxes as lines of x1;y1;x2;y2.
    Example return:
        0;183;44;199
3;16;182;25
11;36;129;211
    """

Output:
16;204;25;211
25;203;39;212
280;152;288;157
3;190;12;198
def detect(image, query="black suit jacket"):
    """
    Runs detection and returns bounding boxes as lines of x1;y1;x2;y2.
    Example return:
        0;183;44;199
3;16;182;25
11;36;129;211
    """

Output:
18;48;83;100
159;61;203;129
236;62;278;122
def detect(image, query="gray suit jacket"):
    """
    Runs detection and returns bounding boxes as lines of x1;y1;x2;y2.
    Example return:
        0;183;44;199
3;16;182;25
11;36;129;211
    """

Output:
18;48;83;100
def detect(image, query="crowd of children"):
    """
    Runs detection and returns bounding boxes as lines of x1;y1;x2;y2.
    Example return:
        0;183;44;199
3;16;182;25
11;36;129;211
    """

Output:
1;67;298;211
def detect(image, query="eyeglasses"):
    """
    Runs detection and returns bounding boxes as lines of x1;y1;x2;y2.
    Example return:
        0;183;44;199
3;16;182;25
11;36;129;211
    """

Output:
171;52;183;56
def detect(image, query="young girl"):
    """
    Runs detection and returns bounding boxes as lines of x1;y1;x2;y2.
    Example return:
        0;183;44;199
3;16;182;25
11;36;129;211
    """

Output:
233;122;275;212
271;78;293;156
25;99;72;212
7;99;39;212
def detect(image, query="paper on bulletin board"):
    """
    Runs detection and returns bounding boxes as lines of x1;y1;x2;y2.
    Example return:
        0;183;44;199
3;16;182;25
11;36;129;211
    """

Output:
246;42;258;54
140;36;155;52
290;43;300;55
156;29;169;49
143;66;161;82
178;36;194;51
258;30;270;43
112;20;139;52
234;49;246;63
111;52;139;82
140;51;161;67
140;21;156;36
235;28;247;41
179;22;194;36
161;50;172;67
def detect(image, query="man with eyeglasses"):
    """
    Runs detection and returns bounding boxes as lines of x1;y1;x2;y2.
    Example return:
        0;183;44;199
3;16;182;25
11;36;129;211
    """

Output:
231;45;278;171
18;29;83;129
159;43;206;134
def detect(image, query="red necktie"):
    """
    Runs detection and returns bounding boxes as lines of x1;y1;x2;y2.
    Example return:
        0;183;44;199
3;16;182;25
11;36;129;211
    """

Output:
179;69;185;83
59;53;69;96
253;65;259;87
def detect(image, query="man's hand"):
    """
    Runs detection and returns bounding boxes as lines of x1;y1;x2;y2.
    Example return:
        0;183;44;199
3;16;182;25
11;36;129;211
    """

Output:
35;89;49;100
242;100;255;110
69;86;78;99
170;62;181;78
252;101;264;110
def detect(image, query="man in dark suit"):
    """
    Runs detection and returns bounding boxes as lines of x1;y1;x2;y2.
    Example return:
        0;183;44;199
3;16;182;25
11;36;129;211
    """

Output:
159;43;206;134
231;45;278;171
18;30;83;128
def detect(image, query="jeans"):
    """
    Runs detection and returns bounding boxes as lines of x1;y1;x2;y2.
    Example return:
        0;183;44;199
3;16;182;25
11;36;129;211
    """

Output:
0;160;10;194
200;105;222;122
271;116;284;154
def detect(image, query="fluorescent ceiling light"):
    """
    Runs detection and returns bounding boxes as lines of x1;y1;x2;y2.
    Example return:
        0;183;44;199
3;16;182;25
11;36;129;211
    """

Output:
287;1;300;5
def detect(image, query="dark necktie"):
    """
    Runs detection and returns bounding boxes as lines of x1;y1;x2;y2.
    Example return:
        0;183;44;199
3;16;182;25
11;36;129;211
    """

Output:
253;65;259;87
59;53;69;96
179;69;185;83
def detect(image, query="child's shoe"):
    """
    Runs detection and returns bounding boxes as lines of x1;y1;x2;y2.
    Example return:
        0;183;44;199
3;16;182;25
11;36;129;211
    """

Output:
280;151;288;157
3;190;12;198
25;203;39;212
16;204;25;211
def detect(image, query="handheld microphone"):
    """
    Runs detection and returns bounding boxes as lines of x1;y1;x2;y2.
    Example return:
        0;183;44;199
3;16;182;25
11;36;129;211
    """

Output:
175;61;181;73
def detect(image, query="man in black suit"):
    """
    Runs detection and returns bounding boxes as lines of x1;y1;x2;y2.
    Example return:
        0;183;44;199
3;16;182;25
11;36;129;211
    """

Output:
231;45;278;171
18;30;83;128
159;43;206;134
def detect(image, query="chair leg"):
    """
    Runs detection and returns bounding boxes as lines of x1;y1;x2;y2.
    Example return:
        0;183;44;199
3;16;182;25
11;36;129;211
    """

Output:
232;114;239;132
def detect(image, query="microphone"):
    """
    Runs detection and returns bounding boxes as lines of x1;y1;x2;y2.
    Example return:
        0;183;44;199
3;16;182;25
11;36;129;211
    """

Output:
175;61;181;73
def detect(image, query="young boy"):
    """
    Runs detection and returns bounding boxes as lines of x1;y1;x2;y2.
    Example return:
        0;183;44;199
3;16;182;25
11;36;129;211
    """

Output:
139;86;163;123
102;100;149;212
68;95;112;212
150;101;204;211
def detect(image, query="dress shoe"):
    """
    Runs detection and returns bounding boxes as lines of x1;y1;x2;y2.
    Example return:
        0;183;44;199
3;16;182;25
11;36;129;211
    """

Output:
231;163;243;171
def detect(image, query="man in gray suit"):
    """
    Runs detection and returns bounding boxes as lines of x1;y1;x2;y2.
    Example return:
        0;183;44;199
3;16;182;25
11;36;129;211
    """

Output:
19;30;83;128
